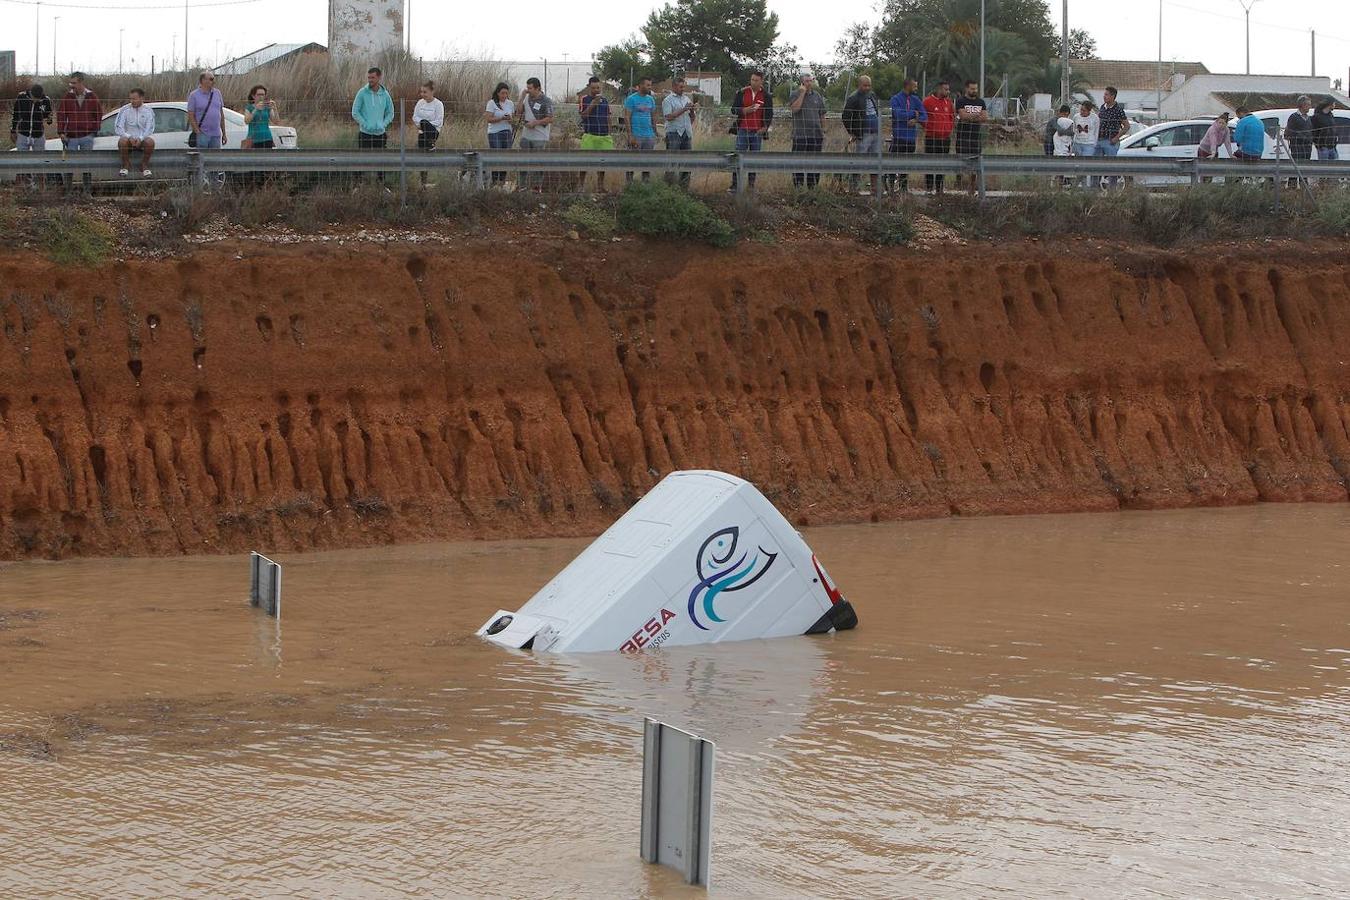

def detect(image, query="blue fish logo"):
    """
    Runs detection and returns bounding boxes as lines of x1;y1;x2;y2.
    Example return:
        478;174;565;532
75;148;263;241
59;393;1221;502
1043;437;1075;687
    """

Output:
686;526;778;631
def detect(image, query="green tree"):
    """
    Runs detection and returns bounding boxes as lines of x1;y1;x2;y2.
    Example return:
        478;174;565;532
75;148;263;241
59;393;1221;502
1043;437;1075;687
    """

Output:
644;0;780;82
595;39;649;91
1051;28;1099;60
839;0;1092;95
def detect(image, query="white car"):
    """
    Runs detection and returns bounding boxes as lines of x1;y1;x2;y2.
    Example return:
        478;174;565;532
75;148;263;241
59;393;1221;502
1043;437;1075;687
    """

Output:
43;100;298;151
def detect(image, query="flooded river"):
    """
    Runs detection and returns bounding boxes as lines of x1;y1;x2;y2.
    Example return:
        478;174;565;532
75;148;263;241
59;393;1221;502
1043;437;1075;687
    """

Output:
2;504;1348;897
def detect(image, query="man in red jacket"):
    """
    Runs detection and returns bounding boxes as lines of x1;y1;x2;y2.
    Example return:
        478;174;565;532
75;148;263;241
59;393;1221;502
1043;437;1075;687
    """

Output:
921;80;954;194
56;72;104;152
729;70;772;192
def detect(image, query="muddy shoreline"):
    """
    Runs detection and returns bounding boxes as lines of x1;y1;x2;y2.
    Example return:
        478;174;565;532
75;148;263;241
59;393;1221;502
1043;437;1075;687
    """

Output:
2;238;1349;559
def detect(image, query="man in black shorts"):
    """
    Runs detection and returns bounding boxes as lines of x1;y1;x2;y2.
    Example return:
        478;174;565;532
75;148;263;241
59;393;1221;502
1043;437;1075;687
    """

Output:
953;80;988;194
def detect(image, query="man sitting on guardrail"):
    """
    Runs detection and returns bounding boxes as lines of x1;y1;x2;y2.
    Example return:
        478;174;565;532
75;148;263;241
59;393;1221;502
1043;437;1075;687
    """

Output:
114;88;155;178
1233;107;1264;163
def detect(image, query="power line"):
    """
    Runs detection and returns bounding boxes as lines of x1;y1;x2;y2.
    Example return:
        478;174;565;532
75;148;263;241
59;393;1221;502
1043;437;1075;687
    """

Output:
0;0;260;8
1163;0;1350;44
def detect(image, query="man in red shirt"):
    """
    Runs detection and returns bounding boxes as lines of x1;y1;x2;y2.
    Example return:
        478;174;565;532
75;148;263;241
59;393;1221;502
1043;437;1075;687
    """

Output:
56;72;104;152
730;70;773;192
922;80;954;194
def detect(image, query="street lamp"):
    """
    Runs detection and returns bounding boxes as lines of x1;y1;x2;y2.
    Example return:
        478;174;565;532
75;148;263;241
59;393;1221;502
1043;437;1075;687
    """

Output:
1236;0;1261;75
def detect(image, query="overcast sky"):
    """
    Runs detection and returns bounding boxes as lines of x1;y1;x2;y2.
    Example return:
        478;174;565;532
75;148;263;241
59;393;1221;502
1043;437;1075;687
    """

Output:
2;0;1346;88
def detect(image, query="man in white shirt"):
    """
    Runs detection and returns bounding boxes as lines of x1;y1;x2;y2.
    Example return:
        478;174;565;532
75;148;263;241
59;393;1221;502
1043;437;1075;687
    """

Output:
114;88;156;177
661;76;695;186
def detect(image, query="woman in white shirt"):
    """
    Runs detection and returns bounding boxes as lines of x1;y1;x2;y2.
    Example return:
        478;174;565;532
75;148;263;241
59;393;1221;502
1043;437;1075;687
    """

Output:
412;80;444;151
484;82;514;186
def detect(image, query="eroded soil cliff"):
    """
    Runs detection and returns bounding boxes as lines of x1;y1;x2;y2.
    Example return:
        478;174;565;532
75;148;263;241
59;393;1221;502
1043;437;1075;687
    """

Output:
2;239;1349;558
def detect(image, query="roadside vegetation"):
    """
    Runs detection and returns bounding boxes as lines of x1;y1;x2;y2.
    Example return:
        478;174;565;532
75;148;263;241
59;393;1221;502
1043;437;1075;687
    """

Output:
2;178;1348;263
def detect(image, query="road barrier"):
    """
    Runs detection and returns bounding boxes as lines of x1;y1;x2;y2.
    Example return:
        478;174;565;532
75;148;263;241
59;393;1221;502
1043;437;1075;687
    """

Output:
5;148;1350;191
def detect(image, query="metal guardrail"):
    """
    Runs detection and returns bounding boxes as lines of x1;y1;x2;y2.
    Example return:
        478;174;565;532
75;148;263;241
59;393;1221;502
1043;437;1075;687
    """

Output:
6;148;1350;186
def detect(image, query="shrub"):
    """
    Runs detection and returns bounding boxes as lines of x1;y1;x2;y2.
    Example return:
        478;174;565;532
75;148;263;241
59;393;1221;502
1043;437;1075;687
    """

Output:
616;181;735;247
39;210;114;266
562;200;617;239
863;210;915;246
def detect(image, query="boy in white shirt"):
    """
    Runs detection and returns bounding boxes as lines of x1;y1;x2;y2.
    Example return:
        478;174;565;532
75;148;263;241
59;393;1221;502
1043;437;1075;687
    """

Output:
114;88;156;177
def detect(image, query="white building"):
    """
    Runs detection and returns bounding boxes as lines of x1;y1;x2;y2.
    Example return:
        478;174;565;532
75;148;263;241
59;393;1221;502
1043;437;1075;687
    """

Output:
1158;73;1350;118
328;0;403;63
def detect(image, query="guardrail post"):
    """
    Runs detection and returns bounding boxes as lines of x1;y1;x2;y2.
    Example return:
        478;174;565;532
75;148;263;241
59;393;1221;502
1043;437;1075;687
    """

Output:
471;152;485;189
734;153;746;195
1190;157;1200;186
399;98;408;208
977;154;986;201
187;151;203;191
1274;151;1281;213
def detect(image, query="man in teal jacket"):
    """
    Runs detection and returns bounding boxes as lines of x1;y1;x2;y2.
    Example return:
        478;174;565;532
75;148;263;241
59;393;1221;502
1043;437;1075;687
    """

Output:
1233;106;1265;161
352;66;395;148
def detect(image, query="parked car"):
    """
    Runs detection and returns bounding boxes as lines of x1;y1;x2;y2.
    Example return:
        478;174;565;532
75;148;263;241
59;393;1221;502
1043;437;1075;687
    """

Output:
41;101;298;151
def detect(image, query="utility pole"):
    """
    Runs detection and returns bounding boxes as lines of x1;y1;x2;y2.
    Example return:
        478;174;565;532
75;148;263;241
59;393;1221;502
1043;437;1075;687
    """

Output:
120;29;125;73
35;1;41;77
1237;0;1261;75
52;16;59;77
1060;0;1069;104
1156;0;1163;119
184;0;189;71
1310;30;1316;76
979;0;986;96
172;33;177;71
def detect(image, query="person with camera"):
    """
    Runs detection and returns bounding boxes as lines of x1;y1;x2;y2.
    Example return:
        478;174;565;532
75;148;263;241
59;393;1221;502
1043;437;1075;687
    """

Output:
244;84;281;149
662;76;697;187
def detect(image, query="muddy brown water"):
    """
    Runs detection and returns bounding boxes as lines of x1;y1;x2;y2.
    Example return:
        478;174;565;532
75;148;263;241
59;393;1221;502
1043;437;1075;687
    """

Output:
2;504;1348;897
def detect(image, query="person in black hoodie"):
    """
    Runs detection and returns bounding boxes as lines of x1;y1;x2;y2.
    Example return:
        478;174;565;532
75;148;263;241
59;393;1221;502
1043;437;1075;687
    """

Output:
10;84;53;151
1284;96;1314;162
1311;99;1340;161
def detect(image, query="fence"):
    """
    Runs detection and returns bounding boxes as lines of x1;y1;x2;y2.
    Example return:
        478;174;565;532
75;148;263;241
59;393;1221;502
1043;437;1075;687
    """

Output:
5;147;1349;202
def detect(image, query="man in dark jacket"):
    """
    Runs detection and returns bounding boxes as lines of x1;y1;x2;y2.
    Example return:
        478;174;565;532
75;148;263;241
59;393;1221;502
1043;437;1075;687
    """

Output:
842;76;882;194
1285;96;1314;161
10;84;53;151
1311;99;1339;161
729;71;772;192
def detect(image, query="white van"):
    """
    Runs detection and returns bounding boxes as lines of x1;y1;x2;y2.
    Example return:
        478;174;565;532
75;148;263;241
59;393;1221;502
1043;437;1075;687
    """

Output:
477;470;858;653
1251;107;1350;159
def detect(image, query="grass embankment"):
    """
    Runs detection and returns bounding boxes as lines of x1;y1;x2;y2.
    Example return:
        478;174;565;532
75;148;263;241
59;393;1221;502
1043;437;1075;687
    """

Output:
3;180;1349;267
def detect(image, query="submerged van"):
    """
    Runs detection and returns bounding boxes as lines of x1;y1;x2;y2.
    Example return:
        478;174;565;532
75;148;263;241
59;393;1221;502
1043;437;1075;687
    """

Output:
477;470;858;653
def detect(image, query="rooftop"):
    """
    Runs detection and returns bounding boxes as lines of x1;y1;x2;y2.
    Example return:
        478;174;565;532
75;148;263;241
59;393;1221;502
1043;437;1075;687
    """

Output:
1069;58;1210;91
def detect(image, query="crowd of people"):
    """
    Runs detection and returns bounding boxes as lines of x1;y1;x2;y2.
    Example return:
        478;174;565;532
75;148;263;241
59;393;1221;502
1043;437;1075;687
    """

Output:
11;65;1345;193
9;70;286;179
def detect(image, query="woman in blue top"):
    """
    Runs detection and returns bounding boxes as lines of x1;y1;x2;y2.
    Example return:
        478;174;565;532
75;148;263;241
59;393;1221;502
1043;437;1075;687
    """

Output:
244;84;281;149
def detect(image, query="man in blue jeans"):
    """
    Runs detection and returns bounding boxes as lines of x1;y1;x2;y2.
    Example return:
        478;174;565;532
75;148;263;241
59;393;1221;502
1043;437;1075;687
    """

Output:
623;76;659;182
1095;86;1130;188
187;71;227;185
730;71;772;192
